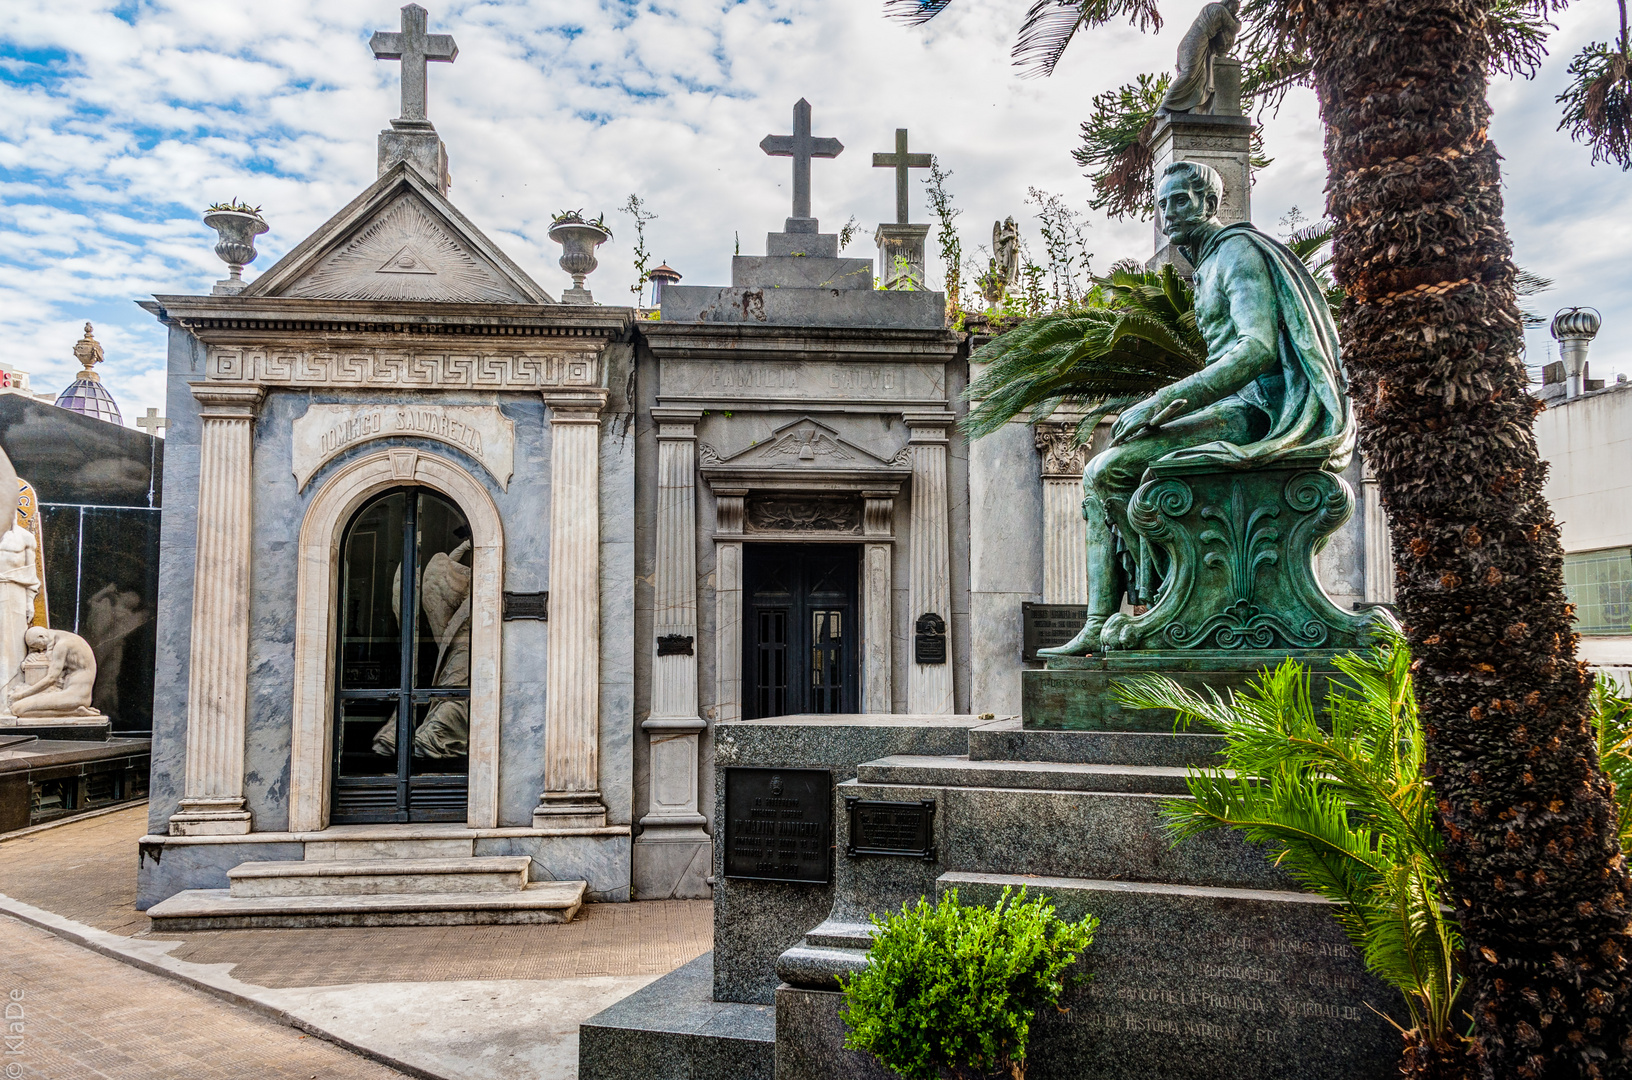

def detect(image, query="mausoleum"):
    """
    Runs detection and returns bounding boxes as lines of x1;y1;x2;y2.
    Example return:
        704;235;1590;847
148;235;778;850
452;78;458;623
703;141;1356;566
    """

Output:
136;4;1382;927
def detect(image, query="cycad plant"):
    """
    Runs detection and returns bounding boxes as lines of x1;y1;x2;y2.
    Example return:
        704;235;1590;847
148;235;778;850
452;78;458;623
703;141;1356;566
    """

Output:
1592;673;1632;852
1116;637;1474;1080
961;264;1202;443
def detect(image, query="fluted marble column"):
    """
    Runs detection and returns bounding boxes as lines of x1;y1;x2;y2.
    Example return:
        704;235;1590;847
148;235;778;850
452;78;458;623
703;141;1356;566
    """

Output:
1362;463;1397;606
537;390;609;829
713;489;746;725
641;409;706;833
862;492;896;713
1034;423;1090;604
169;384;264;836
906;412;954;714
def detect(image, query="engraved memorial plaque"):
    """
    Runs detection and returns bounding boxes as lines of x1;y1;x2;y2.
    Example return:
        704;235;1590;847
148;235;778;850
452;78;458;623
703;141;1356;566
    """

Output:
502;591;549;621
913;612;947;665
846;797;936;860
1021;602;1092;661
724;767;832;883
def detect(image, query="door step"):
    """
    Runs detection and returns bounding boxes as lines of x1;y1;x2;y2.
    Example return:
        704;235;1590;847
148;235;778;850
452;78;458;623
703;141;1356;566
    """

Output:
227;855;533;897
147;878;586;930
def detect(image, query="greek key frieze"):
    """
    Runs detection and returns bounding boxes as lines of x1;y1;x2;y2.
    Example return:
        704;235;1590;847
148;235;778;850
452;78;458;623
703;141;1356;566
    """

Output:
206;346;599;389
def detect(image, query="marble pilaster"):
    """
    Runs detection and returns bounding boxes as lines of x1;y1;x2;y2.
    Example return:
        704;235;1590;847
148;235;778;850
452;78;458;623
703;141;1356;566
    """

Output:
1034;423;1091;604
712;489;747;725
169;384;264;837
640;409;707;838
905;411;954;714
536;390;610;829
863;493;895;713
1363;465;1396;606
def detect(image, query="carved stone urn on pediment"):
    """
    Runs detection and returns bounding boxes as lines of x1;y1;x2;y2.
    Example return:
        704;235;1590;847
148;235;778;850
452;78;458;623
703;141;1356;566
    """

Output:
203;208;269;296
548;213;611;304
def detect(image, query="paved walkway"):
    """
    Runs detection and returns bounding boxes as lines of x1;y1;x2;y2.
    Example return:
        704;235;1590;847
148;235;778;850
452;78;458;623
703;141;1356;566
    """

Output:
0;805;714;1078
0;913;410;1079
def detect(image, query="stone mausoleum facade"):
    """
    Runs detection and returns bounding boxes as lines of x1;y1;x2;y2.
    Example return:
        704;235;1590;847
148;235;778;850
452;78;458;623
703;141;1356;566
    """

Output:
135;7;1379;922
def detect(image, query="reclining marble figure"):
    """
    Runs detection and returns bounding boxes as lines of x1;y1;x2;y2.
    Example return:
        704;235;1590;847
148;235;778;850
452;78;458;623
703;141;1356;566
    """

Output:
1043;159;1361;657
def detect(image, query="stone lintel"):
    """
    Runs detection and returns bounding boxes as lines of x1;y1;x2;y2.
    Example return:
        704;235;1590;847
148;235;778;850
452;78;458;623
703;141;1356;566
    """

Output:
731;255;873;291
146;294;635;340
767;230;837;257
650;407;705;438
542;388;610;416
189;383;265;417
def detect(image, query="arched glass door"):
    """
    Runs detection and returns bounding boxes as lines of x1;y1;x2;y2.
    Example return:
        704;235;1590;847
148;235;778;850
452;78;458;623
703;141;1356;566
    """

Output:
332;488;472;823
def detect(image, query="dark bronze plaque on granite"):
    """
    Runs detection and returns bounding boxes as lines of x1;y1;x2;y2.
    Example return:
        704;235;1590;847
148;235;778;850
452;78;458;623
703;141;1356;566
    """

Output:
724;767;832;884
1021;602;1091;661
846;797;936;860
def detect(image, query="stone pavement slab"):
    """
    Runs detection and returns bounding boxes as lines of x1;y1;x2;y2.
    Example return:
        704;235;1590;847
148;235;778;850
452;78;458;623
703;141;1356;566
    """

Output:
0;912;411;1079
0;804;713;1079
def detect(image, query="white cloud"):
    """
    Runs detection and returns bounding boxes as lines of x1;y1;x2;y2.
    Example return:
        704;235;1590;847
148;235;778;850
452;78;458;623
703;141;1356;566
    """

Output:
0;0;1625;432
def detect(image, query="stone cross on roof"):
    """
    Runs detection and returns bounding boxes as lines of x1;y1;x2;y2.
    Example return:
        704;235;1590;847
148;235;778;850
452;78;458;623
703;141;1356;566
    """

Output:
370;4;458;124
137;408;169;436
872;129;932;225
760;99;843;229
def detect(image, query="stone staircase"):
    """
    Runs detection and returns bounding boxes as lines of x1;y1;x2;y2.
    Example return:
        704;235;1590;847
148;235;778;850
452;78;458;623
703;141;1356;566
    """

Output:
148;853;585;930
771;717;1404;1080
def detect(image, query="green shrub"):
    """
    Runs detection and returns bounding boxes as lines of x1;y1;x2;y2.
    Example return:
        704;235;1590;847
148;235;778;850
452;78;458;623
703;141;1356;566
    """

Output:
839;887;1097;1080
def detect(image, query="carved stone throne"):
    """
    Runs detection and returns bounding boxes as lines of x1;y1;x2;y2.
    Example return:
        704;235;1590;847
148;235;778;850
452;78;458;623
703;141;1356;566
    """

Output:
1024;453;1392;730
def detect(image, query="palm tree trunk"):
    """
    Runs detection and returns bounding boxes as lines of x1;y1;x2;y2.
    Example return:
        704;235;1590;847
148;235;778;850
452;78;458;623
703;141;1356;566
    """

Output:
1308;0;1632;1075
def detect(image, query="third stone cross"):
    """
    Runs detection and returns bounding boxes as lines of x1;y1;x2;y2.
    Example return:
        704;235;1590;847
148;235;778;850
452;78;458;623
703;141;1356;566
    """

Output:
760;99;844;232
872;129;932;225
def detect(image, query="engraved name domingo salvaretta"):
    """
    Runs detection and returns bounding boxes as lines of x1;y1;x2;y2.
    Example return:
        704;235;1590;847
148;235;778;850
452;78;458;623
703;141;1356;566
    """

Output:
1046;159;1365;657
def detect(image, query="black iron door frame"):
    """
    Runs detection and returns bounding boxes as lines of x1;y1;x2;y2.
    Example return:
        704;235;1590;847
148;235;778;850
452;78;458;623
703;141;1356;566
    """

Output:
332;487;469;824
743;543;860;718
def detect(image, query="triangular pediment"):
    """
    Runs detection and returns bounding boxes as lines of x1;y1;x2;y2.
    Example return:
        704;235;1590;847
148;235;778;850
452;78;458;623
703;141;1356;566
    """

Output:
244;163;553;304
701;417;906;471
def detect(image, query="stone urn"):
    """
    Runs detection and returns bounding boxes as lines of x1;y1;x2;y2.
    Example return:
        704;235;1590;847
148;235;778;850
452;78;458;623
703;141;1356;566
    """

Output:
548;214;611;304
203;208;269;295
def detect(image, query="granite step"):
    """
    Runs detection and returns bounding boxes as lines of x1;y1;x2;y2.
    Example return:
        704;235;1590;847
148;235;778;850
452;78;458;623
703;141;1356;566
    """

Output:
226;855;534;898
968;717;1226;768
836;778;1288;892
146;879;586;930
856;754;1199;795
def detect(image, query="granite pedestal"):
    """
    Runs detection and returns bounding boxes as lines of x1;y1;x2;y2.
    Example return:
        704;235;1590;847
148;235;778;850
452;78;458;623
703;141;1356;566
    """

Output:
581;699;1406;1080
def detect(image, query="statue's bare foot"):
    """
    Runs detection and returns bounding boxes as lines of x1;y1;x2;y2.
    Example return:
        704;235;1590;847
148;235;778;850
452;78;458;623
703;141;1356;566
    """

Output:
1038;616;1109;658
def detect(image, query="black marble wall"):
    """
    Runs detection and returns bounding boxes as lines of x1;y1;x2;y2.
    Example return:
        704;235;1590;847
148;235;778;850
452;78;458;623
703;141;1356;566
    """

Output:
0;396;162;732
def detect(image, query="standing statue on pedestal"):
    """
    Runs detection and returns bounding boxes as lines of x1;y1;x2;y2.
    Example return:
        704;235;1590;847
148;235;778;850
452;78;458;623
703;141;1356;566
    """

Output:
1043;159;1360;656
1159;0;1241;115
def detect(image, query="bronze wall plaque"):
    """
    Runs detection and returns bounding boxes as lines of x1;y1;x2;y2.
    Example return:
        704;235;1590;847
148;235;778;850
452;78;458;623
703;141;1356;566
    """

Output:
1021;602;1091;660
846;797;936;860
724;767;832;883
913;612;946;665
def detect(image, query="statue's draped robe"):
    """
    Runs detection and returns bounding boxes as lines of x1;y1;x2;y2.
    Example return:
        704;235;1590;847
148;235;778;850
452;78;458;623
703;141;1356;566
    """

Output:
1160;2;1242;114
374;545;472;759
1169;222;1355;471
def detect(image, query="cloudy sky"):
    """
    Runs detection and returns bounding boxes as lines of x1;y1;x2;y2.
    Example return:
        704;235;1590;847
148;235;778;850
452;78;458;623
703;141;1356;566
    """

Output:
1;0;1626;429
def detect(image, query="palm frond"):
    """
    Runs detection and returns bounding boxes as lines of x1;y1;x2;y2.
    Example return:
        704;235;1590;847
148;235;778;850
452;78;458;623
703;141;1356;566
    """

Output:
882;0;954;25
1013;0;1162;77
1488;0;1556;79
961;265;1204;440
1557;37;1632;170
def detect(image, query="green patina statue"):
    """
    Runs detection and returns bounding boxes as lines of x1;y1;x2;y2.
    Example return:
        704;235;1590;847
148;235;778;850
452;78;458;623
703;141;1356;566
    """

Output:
1043;159;1373;658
